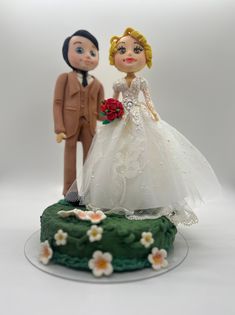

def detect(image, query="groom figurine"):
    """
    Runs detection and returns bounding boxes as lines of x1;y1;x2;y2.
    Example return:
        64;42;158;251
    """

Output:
53;30;104;197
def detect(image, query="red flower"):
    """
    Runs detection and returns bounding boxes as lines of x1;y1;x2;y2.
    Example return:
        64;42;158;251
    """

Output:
101;103;108;113
100;98;124;123
107;112;118;121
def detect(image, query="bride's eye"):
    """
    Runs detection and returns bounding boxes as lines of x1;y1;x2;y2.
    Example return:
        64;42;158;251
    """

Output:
133;45;144;54
117;46;126;54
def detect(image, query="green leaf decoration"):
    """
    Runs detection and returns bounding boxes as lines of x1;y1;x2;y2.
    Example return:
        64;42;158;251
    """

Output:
102;120;110;125
124;233;136;244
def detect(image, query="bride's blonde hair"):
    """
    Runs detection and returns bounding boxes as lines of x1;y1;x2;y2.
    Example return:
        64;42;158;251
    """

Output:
109;27;152;68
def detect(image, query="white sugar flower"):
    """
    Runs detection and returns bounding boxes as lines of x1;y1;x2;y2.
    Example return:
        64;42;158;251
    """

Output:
39;240;53;265
87;225;103;242
140;232;154;248
57;209;75;218
74;209;89;220
148;247;168;270
58;208;89;220
54;229;68;246
88;251;113;277
86;210;107;224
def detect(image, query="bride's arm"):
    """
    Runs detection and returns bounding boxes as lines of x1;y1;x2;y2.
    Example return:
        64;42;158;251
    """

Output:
141;79;160;121
113;90;120;100
112;80;120;100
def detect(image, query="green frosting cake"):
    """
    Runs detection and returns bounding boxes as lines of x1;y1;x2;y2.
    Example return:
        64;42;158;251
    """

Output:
40;200;177;275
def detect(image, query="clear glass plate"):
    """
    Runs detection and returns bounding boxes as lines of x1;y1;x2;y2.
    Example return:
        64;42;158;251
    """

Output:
24;230;189;283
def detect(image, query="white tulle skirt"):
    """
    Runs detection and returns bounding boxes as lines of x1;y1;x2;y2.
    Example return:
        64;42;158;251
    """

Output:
74;111;221;225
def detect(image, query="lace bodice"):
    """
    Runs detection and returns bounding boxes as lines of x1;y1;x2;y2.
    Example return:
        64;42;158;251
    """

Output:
113;76;153;111
113;76;157;131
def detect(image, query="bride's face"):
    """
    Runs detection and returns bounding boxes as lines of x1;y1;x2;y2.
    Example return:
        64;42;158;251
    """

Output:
114;35;146;73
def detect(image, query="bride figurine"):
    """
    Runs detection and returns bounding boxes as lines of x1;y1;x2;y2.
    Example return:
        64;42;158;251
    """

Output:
67;27;221;225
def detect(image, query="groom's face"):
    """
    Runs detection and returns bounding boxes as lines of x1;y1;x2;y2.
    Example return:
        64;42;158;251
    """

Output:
68;36;99;71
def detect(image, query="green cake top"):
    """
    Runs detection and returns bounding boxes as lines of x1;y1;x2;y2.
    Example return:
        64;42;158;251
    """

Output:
40;200;177;277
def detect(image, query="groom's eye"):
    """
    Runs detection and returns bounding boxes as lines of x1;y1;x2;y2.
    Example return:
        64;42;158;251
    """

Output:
117;46;126;54
75;47;84;54
90;50;97;57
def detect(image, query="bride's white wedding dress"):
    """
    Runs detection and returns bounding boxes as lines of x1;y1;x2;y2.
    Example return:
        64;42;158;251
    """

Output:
68;76;221;225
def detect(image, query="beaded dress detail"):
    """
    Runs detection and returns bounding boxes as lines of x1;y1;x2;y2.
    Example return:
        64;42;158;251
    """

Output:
69;76;221;225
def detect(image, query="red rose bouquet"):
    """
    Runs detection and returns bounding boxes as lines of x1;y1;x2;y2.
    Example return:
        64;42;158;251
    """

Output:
100;98;124;124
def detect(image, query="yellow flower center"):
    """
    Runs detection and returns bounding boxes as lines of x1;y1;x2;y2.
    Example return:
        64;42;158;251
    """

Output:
91;230;98;237
58;234;64;240
95;258;108;270
145;235;152;242
153;253;163;265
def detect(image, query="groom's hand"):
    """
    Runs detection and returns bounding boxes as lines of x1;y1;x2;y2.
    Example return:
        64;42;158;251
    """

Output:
56;132;67;143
